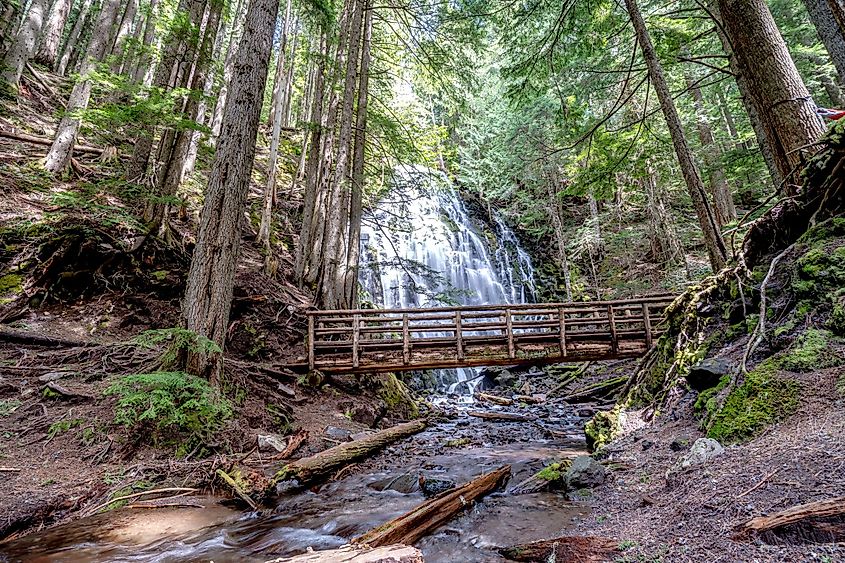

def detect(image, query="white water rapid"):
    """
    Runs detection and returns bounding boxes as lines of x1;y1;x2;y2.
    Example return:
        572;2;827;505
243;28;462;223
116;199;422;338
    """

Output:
358;165;537;397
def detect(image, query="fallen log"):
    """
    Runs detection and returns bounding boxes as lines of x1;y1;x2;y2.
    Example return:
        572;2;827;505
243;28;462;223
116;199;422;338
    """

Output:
508;460;571;495
498;536;619;562
270;420;427;493
560;376;626;403
268;544;423;562
467;411;537;422
354;465;510;547
475;392;513;406
736;496;845;544
513;394;545;404
0;329;97;348
0;128;104;155
216;469;259;511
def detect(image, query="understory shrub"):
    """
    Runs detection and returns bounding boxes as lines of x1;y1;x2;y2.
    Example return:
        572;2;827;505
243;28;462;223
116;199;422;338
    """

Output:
105;371;232;451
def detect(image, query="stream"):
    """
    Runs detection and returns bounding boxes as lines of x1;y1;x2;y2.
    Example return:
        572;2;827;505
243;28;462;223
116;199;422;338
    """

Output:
0;399;592;562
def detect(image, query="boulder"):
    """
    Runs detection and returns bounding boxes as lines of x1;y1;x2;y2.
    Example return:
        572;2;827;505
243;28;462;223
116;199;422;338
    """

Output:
369;473;419;494
563;455;606;490
324;426;353;441
673;438;724;472
496;369;517;388
687;358;733;391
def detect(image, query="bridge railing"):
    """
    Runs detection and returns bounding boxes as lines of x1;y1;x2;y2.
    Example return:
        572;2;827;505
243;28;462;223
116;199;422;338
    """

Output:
306;295;675;373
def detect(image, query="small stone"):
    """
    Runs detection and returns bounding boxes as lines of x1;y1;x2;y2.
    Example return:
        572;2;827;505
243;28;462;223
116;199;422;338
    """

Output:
519;381;532;395
563;455;607;490
673;438;725;472
419;474;456;497
669;437;691;452
350;405;379;427
641;439;654;451
369;473;419;494
257;434;287;453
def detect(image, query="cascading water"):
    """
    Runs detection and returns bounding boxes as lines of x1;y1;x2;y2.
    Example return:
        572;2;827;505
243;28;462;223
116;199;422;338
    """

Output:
359;165;537;397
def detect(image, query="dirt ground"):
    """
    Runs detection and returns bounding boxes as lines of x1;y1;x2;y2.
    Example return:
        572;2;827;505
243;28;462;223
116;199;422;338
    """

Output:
579;366;845;562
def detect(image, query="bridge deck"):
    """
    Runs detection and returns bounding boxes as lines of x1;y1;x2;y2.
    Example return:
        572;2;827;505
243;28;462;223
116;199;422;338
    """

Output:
306;295;675;374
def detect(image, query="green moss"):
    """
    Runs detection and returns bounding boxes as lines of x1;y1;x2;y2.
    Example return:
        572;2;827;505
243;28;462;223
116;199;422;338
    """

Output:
0;274;22;304
444;437;470;447
585;407;621;452
537;459;571;482
694;373;731;421
706;360;799;444
828;297;845;336
780;329;844;372
377;373;419;419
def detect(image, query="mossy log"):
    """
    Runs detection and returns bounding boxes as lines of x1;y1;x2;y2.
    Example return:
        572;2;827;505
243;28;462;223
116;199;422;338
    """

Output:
475;392;513;406
737;496;845;544
270;420;427;493
467;411;537;422
354;465;510;547
267;544;423;562
508;459;572;495
498;536;619;562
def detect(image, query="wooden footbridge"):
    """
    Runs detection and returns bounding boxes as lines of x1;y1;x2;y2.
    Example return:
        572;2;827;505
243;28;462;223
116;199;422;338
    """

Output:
304;295;675;374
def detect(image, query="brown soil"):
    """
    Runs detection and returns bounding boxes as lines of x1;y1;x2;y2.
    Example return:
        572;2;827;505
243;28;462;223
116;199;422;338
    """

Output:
579;365;845;562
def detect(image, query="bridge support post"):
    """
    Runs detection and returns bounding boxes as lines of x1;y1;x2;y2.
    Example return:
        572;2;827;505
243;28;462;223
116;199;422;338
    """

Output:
352;314;361;368
307;315;315;371
642;302;653;348
402;313;410;365
558;306;567;357
506;310;515;359
607;305;618;355
455;311;464;361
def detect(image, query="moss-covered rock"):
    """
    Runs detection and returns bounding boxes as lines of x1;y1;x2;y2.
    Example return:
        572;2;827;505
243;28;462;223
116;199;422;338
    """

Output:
780;329;844;372
377;373;419;419
704;360;800;445
0;273;22;304
585;407;621;452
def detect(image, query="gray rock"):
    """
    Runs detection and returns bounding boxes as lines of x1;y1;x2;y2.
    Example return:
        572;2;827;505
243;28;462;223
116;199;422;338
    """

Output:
257;434;287;453
687;358;733;391
674;438;724;472
419;474;456;497
324;426;352;441
669;436;691;452
564;455;606;490
369;473;419;494
496;369;516;388
350;405;379;427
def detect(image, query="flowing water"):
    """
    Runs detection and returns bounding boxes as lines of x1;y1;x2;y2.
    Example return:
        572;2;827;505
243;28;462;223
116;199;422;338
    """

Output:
359;166;537;395
0;171;588;563
0;406;590;563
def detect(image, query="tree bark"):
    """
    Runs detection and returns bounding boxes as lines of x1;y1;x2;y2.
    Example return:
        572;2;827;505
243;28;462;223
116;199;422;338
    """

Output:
624;0;727;271
209;0;245;141
2;0;50;92
803;0;845;85
258;0;292;265
128;0;159;83
108;0;139;71
34;0;74;68
44;0;123;174
56;0;95;75
271;545;423;562
354;465;511;548
717;0;827;194
343;0;371;306
643;163;684;267
181;0;278;381
686;75;737;226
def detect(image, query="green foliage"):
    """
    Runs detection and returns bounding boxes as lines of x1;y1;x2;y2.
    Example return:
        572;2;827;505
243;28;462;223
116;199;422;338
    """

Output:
705;361;800;445
133;328;221;370
47;418;85;440
780;329;844;372
0;399;21;417
105;371;232;449
0;274;22;304
537;460;570;482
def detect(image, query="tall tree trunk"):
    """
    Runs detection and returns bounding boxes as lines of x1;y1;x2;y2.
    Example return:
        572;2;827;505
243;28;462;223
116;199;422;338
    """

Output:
320;0;364;309
209;0;245;141
624;0;727;271
643;163;685;267
803;0;845;86
34;0;73;68
126;0;193;181
128;0;159;83
109;0;139;67
281;20;300;127
547;182;573;301
686;75;737;226
181;0;279;381
828;0;845;34
44;0;122;174
1;0;50;92
56;0;94;75
716;0;826;195
266;0;291;129
258;0;292;269
144;0;210;234
343;0;372;306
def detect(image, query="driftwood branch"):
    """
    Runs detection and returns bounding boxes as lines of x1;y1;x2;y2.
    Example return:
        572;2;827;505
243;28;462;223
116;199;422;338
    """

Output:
268;544;423;562
475;392;513;406
355;465;511;547
270;420;427;492
737;497;845;544
0;128;104;155
498;536;620;562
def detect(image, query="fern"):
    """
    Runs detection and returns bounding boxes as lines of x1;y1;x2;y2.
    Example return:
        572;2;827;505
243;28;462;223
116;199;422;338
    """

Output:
105;371;232;449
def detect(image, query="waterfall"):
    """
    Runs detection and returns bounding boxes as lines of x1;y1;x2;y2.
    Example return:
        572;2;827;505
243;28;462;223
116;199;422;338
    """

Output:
359;165;536;396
